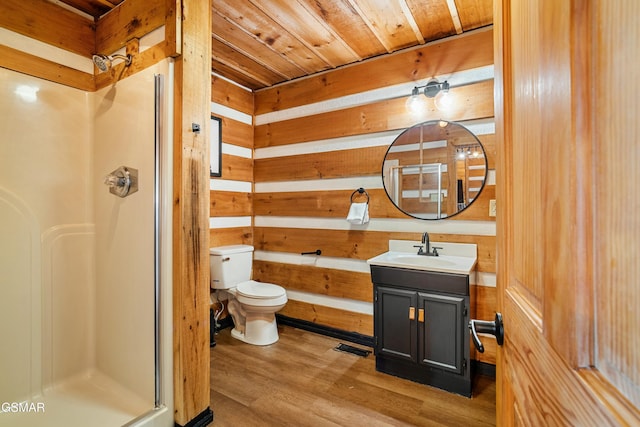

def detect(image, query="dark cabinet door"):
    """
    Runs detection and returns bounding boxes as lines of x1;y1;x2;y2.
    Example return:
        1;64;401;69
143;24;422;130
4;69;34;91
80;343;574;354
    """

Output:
375;286;417;362
417;292;465;374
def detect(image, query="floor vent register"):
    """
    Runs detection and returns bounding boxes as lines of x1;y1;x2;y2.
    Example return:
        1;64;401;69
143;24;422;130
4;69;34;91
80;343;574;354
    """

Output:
334;343;371;358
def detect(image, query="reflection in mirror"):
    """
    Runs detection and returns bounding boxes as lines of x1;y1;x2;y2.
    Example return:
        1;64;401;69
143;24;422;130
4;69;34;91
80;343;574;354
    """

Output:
382;120;487;220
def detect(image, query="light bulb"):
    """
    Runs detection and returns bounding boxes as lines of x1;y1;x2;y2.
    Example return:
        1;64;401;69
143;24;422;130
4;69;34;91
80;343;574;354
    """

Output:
434;89;454;111
406;88;428;115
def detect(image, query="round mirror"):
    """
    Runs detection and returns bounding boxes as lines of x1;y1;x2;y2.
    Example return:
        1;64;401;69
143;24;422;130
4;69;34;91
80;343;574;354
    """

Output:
382;120;487;220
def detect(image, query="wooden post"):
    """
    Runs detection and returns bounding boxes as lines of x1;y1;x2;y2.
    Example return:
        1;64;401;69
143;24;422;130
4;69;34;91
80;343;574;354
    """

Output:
172;0;212;425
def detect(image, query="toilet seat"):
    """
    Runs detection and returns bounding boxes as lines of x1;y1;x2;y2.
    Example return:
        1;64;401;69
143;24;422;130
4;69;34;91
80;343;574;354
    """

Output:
233;280;288;308
237;280;286;299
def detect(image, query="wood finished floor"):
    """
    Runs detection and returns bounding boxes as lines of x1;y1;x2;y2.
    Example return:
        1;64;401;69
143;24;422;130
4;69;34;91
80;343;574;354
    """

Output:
210;325;496;426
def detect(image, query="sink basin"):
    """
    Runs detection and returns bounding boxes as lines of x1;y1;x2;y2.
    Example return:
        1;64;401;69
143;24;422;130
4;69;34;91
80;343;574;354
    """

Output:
367;242;477;275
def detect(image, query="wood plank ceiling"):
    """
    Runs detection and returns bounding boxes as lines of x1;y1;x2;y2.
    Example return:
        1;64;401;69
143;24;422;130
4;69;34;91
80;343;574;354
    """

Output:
58;0;492;91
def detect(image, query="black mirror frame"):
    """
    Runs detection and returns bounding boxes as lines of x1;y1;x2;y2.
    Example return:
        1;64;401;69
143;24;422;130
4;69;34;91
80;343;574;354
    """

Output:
381;120;488;220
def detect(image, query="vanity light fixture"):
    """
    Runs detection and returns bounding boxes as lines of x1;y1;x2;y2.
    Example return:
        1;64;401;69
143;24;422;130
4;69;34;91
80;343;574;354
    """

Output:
406;79;451;114
456;144;484;160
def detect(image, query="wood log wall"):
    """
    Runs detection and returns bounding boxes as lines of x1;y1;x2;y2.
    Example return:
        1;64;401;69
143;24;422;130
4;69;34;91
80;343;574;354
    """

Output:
210;27;498;365
210;75;255;247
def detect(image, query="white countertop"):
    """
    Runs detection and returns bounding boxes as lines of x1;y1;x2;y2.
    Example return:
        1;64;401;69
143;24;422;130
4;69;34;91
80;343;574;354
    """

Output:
367;240;478;275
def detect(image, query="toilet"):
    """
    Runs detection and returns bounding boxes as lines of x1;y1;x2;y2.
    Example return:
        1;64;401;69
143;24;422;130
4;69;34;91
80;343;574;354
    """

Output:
209;245;288;345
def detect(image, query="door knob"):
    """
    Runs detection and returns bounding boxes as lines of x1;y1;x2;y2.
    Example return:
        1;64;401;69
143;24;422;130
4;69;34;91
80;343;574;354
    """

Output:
469;312;504;353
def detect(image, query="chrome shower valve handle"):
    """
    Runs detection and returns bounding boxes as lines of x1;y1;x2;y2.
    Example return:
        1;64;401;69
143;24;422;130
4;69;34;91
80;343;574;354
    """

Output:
104;166;138;198
104;174;126;188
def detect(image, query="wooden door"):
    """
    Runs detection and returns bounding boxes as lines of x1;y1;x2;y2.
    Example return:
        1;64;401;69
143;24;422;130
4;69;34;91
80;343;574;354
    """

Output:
494;0;640;425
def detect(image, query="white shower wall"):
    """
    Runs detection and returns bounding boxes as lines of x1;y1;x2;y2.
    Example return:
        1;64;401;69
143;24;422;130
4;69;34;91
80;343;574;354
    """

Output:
0;59;173;426
0;68;94;400
93;63;161;403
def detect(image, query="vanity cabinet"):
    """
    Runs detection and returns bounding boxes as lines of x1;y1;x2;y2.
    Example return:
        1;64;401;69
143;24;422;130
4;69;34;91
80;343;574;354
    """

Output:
371;265;471;397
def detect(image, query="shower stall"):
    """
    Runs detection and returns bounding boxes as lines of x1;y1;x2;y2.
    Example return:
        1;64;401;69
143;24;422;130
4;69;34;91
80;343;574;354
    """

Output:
0;59;174;426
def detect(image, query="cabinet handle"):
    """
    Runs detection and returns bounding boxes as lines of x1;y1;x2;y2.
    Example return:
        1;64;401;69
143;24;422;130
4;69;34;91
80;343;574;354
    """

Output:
409;307;415;320
418;308;425;323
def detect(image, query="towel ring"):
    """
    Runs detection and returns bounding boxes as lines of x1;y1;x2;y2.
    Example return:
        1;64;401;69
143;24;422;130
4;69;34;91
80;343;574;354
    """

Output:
351;187;369;204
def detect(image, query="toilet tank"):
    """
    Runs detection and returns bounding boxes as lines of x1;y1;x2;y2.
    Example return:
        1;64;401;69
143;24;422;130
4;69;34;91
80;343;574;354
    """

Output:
209;245;254;289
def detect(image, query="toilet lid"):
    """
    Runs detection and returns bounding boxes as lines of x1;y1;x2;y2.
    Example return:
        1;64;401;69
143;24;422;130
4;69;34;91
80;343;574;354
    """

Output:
236;280;285;299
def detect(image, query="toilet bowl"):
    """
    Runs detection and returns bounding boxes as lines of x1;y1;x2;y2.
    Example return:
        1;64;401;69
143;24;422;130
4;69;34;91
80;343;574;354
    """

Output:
210;245;287;345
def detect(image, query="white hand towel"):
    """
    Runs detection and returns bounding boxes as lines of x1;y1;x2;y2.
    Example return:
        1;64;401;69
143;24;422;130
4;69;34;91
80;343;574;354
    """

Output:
346;202;369;224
